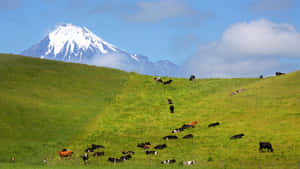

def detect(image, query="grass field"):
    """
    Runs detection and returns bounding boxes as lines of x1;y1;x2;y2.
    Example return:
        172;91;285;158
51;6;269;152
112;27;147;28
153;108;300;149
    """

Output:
0;54;300;169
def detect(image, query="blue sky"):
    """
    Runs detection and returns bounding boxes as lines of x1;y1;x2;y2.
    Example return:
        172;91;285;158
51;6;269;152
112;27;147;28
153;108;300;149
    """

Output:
1;0;300;77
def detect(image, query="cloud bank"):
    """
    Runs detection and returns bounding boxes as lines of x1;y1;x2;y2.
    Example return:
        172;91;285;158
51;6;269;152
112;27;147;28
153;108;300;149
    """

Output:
184;19;300;78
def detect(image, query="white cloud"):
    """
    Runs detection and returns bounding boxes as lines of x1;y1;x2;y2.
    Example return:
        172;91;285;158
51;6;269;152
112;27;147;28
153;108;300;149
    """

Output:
184;19;300;78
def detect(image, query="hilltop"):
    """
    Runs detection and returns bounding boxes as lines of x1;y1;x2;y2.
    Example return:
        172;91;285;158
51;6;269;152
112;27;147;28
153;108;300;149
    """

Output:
0;54;300;169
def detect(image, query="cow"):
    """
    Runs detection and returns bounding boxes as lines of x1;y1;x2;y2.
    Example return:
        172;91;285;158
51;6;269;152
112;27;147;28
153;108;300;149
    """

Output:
275;72;285;76
183;134;193;139
168;99;173;104
58;150;73;160
161;159;176;164
163;80;173;85
154;144;167;150
208;122;220;127
154;77;163;83
93;152;104;157
259;142;273;152
181;124;194;129
122;151;135;155
91;144;104;149
188;121;198;126
137;142;151;149
230;133;244;139
183;160;196;165
189;75;196;81
85;148;94;153
170;105;174;113
163;135;178;140
172;128;184;133
82;153;88;165
120;155;132;160
145;150;158;155
108;157;124;163
259;75;263;79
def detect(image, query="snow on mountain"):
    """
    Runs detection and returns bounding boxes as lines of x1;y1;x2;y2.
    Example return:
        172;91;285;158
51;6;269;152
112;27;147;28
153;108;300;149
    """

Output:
22;24;186;77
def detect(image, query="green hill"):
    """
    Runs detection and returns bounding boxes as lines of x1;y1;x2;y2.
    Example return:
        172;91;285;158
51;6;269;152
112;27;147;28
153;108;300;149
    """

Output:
0;54;300;169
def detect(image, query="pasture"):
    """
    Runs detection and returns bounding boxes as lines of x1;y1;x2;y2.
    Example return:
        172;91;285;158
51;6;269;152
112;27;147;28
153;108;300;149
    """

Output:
0;54;300;169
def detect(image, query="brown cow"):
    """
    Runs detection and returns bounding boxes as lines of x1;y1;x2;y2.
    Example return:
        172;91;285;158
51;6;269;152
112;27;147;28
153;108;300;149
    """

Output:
58;150;73;160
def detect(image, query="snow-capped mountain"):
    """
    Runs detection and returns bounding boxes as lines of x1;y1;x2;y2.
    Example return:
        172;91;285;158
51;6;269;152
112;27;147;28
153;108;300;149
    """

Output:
22;24;186;77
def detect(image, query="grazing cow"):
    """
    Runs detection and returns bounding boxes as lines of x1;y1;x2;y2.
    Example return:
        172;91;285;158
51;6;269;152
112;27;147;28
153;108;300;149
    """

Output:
172;128;184;133
208;122;220;127
183;160;196;165
259;75;263;79
275;72;285;76
168;99;173;104
163;80;173;85
137;142;151;149
58;150;73;160
154;144;167;150
189;75;196;81
170;105;174;113
145;150;158;155
181;124;194;129
93;152;104;157
120;155;132;160
163;135;178;140
230;133;245;139
122;151;135;155
183;134;193;139
108;157;124;163
161;159;176;164
82;153;88;165
259;142;274;152
188;121;198;126
91;144;104;149
154;77;163;83
85;148;94;153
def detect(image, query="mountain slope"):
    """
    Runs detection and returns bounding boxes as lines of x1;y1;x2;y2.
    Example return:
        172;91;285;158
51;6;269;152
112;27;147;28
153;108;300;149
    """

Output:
1;54;300;169
21;24;186;77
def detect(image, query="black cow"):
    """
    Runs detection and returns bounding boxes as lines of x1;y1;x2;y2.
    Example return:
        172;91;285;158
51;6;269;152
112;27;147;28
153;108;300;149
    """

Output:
172;128;184;133
259;142;273;152
122;151;135;155
170;105;174;113
183;134;193;139
230;133;244;139
108;157;124;163
161;159;176;164
276;72;285;76
189;75;196;81
91;144;104;149
163;80;173;85
154;144;167;149
93;152;104;156
82;153;88;165
259;75;263;79
145;150;158;155
120;155;132;160
208;122;220;127
163;135;178;140
168;99;173;104
181;124;194;129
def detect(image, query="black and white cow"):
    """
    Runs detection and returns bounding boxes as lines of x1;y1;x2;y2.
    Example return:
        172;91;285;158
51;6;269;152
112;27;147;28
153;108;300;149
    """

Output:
161;159;176;164
120;154;132;160
230;133;244;139
163;80;173;85
93;152;104;157
181;124;194;129
183;160;196;165
168;99;173;104
145;150;158;155
91;144;104;149
208;122;220;128
154;144;167;150
137;142;151;149
108;157;124;163
122;151;135;155
154;77;163;83
183;134;193;139
275;72;285;76
82;153;88;165
172;128;184;133
259;142;274;152
189;75;196;81
163;135;178;140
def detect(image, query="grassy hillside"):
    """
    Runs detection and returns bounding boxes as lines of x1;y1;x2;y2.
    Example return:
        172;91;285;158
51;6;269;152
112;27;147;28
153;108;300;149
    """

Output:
1;54;300;169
